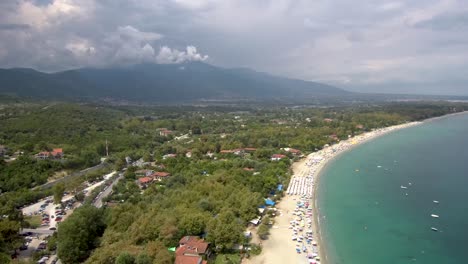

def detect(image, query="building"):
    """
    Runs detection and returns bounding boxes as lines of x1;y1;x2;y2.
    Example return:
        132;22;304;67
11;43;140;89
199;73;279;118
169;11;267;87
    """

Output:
176;236;211;259
150;171;171;181
243;147;257;152
163;154;177;159
135;169;154;177
282;147;302;156
271;154;287;161
159;129;174;137
175;255;207;264
138;177;153;188
329;134;339;141
50;148;63;158
36;148;64;160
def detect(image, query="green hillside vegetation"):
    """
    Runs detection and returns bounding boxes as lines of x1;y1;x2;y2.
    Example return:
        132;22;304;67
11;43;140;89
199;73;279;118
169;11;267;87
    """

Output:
0;101;467;262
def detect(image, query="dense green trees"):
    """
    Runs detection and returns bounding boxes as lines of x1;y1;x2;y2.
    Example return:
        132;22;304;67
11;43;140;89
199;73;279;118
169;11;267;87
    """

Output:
53;183;65;204
0;156;61;192
57;205;107;264
0;219;23;256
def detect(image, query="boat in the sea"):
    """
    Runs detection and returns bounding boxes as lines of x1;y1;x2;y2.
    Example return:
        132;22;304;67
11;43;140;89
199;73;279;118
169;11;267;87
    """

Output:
401;186;408;189
431;214;439;218
433;200;439;204
431;227;438;232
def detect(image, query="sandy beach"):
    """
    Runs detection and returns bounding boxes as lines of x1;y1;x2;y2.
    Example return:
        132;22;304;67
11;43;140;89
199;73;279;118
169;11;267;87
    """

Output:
245;121;422;264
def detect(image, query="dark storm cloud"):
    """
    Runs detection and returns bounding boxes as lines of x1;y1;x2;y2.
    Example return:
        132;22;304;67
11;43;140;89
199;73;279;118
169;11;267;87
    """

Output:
0;0;467;95
0;23;31;31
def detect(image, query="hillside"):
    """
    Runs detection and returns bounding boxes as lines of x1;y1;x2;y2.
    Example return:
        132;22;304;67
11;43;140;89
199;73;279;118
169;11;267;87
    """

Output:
0;62;349;103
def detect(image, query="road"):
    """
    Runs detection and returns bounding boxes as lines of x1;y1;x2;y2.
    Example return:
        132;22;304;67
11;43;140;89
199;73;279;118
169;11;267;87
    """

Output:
19;170;120;262
93;173;123;208
21;228;54;235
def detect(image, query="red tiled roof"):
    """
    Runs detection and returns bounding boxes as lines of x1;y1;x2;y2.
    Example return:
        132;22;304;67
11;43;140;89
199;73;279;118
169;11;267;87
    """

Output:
243;168;255;171
288;148;301;154
138;177;153;184
175;256;202;264
271;154;287;159
243;147;257;151
52;148;63;154
220;150;234;153
177;236;209;255
151;172;171;177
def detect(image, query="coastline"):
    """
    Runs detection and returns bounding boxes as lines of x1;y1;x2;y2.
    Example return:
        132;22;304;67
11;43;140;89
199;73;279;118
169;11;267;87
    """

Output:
245;111;468;264
244;121;421;264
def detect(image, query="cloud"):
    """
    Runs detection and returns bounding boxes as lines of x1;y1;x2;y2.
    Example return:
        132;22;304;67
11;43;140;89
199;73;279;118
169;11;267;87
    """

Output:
156;46;208;64
117;25;163;43
0;0;468;94
378;2;404;12
0;23;31;31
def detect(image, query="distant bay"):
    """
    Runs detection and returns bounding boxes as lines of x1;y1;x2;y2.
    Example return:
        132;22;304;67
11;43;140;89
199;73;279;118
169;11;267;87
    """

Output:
318;113;468;264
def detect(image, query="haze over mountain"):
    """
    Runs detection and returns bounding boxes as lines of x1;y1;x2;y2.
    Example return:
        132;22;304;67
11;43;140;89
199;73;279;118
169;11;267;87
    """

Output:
0;62;349;102
2;1;468;95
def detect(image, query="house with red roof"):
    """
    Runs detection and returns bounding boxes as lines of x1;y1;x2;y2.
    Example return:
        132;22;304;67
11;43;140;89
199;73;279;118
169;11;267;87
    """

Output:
243;147;257;152
150;171;171;181
176;236;211;258
159;128;174;137
282;147;302;156
271;154;287;161
138;176;153;188
36;148;64;160
174;255;207;264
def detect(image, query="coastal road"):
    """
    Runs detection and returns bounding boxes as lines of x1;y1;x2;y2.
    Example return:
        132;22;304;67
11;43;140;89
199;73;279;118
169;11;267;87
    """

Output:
93;173;123;208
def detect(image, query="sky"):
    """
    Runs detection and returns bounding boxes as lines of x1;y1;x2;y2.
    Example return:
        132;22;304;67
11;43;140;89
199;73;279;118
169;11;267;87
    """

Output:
0;0;467;95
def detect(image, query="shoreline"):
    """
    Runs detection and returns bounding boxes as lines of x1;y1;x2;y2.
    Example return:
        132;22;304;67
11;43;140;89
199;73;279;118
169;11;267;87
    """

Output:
309;121;422;264
245;111;467;264
311;110;468;263
243;121;421;264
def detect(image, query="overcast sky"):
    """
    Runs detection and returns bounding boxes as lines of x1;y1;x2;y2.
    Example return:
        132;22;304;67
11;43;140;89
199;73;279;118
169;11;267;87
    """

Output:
1;0;467;95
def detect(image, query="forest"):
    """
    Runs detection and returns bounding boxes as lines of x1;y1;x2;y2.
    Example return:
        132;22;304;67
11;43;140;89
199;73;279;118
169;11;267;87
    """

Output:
0;101;467;263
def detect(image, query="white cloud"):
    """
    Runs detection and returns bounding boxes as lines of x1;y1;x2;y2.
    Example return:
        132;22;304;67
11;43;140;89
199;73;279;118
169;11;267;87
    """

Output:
156;46;208;64
117;25;163;43
1;0;468;94
378;2;404;12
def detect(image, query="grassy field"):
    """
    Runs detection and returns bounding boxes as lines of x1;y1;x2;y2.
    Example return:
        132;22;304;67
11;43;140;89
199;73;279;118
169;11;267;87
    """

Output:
214;254;241;264
25;215;42;228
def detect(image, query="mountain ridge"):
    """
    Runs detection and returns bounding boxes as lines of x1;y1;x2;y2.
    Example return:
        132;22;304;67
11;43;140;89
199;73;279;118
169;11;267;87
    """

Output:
0;62;350;102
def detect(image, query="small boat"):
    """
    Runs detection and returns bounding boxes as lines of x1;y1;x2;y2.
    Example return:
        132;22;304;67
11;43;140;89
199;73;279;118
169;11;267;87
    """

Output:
377;165;382;168
408;182;412;186
431;227;438;232
433;200;439;204
431;214;439;218
401;186;408;189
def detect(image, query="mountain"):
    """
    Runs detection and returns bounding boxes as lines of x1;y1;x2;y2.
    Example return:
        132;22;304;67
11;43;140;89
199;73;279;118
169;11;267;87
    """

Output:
0;62;350;102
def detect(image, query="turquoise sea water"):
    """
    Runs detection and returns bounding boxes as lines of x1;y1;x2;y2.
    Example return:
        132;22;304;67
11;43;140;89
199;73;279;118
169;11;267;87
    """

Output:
318;113;468;264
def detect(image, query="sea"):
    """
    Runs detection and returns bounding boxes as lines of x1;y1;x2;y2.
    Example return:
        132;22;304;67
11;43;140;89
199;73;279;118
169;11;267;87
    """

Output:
317;113;468;264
